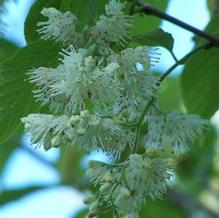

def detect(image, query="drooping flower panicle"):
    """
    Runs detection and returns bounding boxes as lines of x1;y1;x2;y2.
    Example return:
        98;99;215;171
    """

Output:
21;1;209;217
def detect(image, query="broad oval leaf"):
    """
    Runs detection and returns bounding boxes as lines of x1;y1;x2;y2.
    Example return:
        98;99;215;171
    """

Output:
181;48;219;119
133;28;174;52
0;40;60;143
131;0;169;35
181;14;219;119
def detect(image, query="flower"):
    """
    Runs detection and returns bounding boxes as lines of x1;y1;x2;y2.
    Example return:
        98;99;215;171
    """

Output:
109;46;158;121
21;110;132;158
28;47;121;114
145;111;209;155
86;154;174;217
89;0;131;55
21;113;70;150
22;1;210;217
37;7;82;45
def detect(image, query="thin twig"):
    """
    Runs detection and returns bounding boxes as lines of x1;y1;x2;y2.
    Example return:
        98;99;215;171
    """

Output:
170;51;178;62
160;43;211;81
138;3;219;47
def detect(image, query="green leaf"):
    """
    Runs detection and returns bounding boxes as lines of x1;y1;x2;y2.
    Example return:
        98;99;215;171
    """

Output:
177;125;217;195
0;40;60;143
157;75;184;112
140;199;184;218
131;0;169;36
59;0;108;24
0;38;18;63
133;28;174;52
0;186;47;206
181;47;219;119
181;13;219;119
74;209;88;218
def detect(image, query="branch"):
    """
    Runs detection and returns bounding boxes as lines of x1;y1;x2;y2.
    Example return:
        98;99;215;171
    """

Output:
138;3;219;47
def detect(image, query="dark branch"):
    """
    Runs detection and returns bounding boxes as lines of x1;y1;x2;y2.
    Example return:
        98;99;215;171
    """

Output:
138;3;219;47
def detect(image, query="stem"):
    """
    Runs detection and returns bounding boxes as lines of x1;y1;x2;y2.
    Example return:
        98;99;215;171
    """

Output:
133;43;211;153
160;43;211;81
138;3;219;47
170;51;178;62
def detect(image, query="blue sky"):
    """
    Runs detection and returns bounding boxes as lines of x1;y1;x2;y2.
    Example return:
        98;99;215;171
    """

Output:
0;0;211;218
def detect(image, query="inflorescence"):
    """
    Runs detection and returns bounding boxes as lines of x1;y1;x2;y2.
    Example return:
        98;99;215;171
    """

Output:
21;1;208;217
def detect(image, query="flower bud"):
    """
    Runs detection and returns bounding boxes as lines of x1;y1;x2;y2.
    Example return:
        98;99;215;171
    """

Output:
43;142;52;151
70;115;81;125
103;170;114;182
88;160;105;168
80;110;90;118
51;135;61;148
113;116;126;124
89;200;99;212
76;127;85;135
64;128;76;141
120;187;130;198
83;194;96;205
99;183;111;193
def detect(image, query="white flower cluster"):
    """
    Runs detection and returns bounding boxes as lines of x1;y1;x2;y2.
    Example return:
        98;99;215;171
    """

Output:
21;1;208;217
145;111;208;155
89;0;131;54
37;7;82;45
21;110;132;158
85;154;174;217
28;47;121;114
